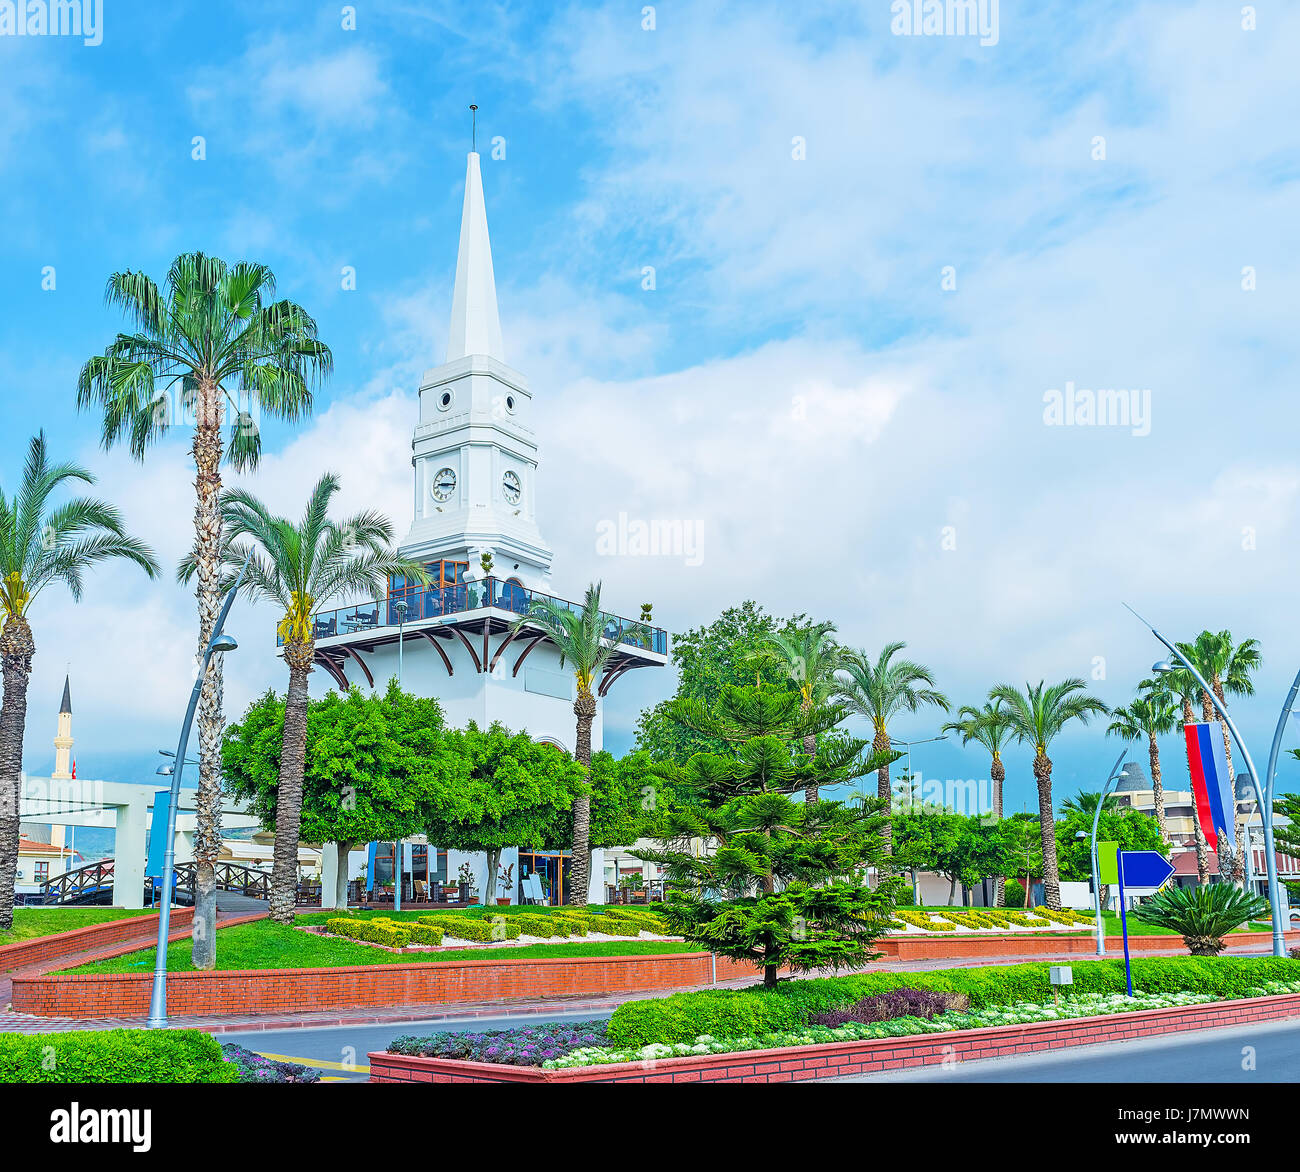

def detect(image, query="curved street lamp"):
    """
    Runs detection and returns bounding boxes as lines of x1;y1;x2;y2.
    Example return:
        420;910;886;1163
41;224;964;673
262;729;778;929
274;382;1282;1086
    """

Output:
1130;603;1288;958
147;556;251;1028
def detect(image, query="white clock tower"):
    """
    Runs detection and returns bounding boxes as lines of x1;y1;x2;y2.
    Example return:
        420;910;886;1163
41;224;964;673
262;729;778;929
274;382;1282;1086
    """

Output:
400;151;553;588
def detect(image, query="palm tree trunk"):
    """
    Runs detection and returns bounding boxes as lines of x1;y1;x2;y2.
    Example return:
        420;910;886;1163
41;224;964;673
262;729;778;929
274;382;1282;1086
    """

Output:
873;725;893;855
1034;751;1061;910
803;728;818;804
190;386;225;967
269;644;313;924
569;689;596;906
1148;733;1166;841
0;618;35;932
991;755;1005;905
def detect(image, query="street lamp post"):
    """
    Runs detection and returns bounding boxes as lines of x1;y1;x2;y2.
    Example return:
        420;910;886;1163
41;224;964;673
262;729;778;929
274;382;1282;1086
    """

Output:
889;735;948;809
395;600;409;688
1127;605;1289;958
1089;750;1129;957
147;557;249;1029
392;599;410;913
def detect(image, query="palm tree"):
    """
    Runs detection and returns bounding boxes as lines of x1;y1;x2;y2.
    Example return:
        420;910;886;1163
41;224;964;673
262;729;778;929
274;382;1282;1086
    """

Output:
0;433;159;929
760;619;841;801
835;643;949;853
1177;630;1260;885
1142;670;1210;883
78;253;332;966
511;582;627;905
987;679;1109;910
181;474;421;923
942;699;1014;904
1106;693;1178;841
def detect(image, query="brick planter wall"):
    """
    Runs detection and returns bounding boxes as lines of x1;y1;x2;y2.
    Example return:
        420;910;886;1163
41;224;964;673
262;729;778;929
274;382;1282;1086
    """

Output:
0;909;194;973
367;991;1300;1084
874;929;1298;962
11;950;757;1019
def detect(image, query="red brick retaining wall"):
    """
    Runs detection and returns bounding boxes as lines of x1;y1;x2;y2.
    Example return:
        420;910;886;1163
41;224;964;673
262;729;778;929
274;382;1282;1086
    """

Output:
0;909;194;973
11;950;757;1019
367;991;1300;1083
875;929;1298;962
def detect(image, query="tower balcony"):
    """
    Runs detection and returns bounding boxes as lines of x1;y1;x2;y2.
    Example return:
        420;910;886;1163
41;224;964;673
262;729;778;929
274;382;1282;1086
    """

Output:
277;576;667;695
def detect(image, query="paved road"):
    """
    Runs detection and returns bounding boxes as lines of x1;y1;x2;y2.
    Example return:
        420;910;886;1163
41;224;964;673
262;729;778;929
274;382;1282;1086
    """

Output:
833;1018;1300;1083
221;1008;614;1082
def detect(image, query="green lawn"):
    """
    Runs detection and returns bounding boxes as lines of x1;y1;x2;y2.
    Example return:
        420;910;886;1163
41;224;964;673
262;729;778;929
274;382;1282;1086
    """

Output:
66;917;694;975
0;908;153;947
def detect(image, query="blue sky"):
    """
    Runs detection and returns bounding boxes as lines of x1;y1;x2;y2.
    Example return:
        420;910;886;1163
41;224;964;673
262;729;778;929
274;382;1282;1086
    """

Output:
3;0;1300;818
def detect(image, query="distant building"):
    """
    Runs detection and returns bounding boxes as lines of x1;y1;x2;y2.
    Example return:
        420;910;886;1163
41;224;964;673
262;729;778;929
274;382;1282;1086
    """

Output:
14;833;81;898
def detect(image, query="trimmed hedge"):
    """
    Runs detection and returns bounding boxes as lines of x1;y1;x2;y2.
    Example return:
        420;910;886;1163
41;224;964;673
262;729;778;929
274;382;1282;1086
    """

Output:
418;915;522;942
324;917;411;948
605;956;1300;1046
0;1029;237;1083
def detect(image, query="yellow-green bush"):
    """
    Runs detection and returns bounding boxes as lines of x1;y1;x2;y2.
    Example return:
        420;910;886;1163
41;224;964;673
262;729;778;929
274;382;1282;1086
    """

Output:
418;915;522;942
324;917;411;947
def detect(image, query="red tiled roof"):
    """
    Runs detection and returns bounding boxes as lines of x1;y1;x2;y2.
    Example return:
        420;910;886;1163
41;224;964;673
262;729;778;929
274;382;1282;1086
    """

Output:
17;836;77;855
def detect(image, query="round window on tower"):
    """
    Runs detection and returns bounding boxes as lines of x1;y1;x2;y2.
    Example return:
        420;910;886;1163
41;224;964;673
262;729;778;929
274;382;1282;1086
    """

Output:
438;390;454;412
505;394;516;413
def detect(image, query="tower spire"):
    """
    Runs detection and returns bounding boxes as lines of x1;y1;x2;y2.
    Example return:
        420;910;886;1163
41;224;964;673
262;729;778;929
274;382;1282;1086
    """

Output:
53;673;74;781
445;126;505;363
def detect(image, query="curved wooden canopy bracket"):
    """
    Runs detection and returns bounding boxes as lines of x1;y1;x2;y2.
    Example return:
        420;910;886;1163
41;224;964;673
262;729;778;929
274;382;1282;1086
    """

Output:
340;643;375;688
598;661;635;697
453;628;482;673
315;653;349;691
489;627;523;674
414;628;454;676
511;633;547;677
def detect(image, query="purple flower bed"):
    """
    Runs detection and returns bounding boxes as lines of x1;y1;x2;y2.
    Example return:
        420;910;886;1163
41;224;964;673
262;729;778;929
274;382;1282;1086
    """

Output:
387;1020;609;1067
221;1043;321;1083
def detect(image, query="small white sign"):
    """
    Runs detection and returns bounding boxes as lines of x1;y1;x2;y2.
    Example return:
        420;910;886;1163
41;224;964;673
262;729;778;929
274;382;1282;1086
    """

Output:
1049;965;1073;986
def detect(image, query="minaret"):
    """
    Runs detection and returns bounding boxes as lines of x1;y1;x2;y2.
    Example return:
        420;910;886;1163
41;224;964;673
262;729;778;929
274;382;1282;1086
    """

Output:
52;674;73;781
400;139;553;587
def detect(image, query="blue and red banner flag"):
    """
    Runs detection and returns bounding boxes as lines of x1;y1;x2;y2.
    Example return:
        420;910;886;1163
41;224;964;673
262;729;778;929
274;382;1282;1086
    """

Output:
1183;721;1236;853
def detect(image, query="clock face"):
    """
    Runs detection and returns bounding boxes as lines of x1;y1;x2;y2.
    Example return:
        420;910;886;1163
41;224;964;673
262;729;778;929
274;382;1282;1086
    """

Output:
501;470;522;505
430;467;457;501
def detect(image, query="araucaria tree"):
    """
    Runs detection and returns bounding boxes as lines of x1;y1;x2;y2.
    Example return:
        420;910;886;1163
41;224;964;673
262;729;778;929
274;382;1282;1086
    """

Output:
988;679;1108;910
512;581;626;905
942;699;1014;904
186;474;420;923
636;686;902;989
79;254;332;966
0;434;159;929
835;642;949;853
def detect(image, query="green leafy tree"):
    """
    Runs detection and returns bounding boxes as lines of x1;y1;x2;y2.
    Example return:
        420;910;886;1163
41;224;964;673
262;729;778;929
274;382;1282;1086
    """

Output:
942;699;1015;904
510;581;626;904
0;434;159;930
424;722;587;902
545;749;662;857
1277;778;1300;865
892;805;959;904
835;642;949;854
183;474;421;923
1056;791;1166;907
1004;814;1043;906
635;686;901;989
79;254;332;967
894;808;1016;906
634;601;797;767
222;683;458;909
1106;693;1178;841
987;679;1108;910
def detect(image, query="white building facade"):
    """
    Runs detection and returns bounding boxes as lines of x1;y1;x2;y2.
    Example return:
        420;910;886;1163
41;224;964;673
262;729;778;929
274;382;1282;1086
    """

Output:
306;150;667;906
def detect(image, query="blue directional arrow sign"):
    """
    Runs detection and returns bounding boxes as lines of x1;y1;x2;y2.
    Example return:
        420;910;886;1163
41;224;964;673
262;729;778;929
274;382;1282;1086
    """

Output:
1117;850;1176;997
1118;851;1176;890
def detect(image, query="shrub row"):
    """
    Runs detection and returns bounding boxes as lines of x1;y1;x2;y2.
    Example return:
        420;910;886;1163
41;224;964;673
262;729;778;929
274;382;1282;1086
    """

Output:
324;916;446;947
417;915;521;942
0;1029;237;1083
604;956;1300;1046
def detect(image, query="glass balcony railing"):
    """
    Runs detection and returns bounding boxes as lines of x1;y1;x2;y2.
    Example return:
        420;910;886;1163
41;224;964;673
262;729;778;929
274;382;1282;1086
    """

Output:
280;576;668;656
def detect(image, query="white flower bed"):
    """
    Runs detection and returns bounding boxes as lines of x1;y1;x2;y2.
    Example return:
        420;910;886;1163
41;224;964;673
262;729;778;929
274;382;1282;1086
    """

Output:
541;980;1300;1069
